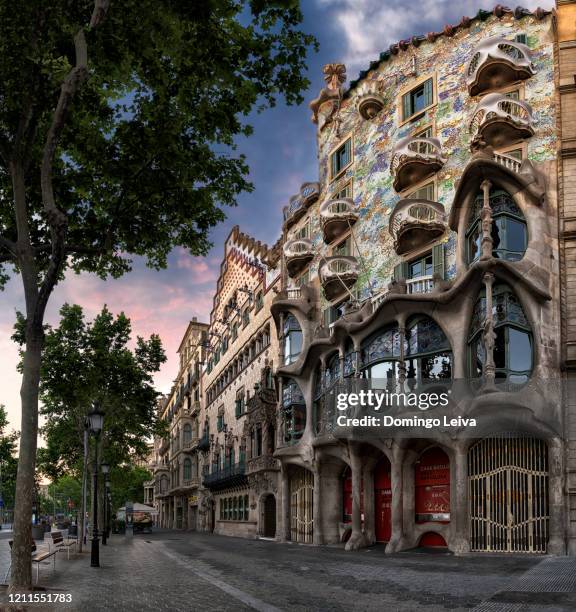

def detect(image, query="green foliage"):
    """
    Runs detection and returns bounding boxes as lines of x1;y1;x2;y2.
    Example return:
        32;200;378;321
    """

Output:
41;475;82;516
0;0;317;280
110;465;151;511
31;304;166;479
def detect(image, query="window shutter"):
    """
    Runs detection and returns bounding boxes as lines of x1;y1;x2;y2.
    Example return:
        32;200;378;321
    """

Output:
515;33;527;45
432;243;445;279
344;139;351;166
402;92;411;120
323;307;331;326
423;78;433;108
393;262;410;281
331;152;337;178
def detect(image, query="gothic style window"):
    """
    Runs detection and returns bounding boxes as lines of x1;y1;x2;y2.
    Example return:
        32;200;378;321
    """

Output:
405;316;452;380
283;314;303;365
466;188;527;264
468;284;533;384
282;378;306;443
360;325;402;384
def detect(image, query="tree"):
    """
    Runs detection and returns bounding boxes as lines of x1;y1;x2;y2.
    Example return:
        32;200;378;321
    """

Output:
32;303;165;478
0;0;316;587
109;465;151;511
21;303;166;547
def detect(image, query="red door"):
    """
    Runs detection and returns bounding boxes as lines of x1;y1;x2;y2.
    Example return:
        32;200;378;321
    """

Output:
342;467;364;525
374;457;392;542
415;447;450;524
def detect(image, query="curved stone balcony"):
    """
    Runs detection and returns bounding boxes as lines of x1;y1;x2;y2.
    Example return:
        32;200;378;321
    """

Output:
389;199;447;255
283;238;315;277
469;94;534;149
466;37;535;96
390;137;446;193
319;256;359;301
319;198;358;243
283;182;321;230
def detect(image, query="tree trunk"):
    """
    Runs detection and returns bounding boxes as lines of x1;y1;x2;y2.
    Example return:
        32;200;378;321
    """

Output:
10;327;43;590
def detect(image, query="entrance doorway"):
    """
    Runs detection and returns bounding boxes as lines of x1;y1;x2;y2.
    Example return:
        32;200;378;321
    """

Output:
263;494;276;538
374;457;392;543
469;436;549;553
290;468;313;543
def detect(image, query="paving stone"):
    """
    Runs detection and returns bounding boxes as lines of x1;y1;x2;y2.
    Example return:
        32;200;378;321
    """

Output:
0;530;574;611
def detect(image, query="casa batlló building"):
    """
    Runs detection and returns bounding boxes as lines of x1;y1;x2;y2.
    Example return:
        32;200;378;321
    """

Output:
152;2;576;556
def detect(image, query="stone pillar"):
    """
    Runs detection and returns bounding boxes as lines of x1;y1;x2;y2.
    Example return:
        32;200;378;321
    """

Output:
387;445;405;553
548;438;566;554
345;444;367;550
482;271;497;391
320;463;342;544
480;179;493;261
173;497;178;529
313;465;323;545
362;463;375;545
451;442;470;554
398;325;407;389
279;465;291;542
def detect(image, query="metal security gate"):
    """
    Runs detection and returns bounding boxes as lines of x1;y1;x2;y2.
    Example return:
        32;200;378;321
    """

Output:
469;436;548;553
290;468;313;543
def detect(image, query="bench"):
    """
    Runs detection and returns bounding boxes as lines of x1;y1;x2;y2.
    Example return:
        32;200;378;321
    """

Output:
5;540;57;584
49;531;77;559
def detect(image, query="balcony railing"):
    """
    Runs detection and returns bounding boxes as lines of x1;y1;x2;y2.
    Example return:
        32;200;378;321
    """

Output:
390;137;446;193
466;37;535;96
406;275;434;294
319;256;359;301
319;198;358;243
286;287;302;300
470;94;533;149
389;198;447;255
284;238;314;277
202;461;247;491
182;436;199;451
493;151;522;173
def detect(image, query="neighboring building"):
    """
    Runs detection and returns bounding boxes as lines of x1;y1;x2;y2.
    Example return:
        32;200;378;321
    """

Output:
155;318;208;529
198;226;281;537
149;3;576;556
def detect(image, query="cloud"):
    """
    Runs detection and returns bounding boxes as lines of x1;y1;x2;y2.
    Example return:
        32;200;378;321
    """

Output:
316;0;555;76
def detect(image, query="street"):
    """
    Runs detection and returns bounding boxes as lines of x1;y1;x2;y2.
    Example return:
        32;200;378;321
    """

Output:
1;530;575;611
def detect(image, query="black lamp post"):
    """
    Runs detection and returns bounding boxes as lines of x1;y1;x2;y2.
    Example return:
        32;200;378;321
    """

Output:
106;489;112;538
87;402;104;568
101;463;109;546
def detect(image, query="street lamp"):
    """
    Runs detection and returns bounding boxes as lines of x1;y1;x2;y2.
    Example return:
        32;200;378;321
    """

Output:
87;402;104;568
101;463;109;546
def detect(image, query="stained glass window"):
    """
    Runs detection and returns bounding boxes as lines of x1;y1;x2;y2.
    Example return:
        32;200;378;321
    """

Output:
361;326;401;367
405;316;452;381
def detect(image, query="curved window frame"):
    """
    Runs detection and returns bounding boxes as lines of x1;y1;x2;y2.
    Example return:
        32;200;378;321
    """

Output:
183;457;192;481
283;314;303;365
466;188;527;264
467;284;533;384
